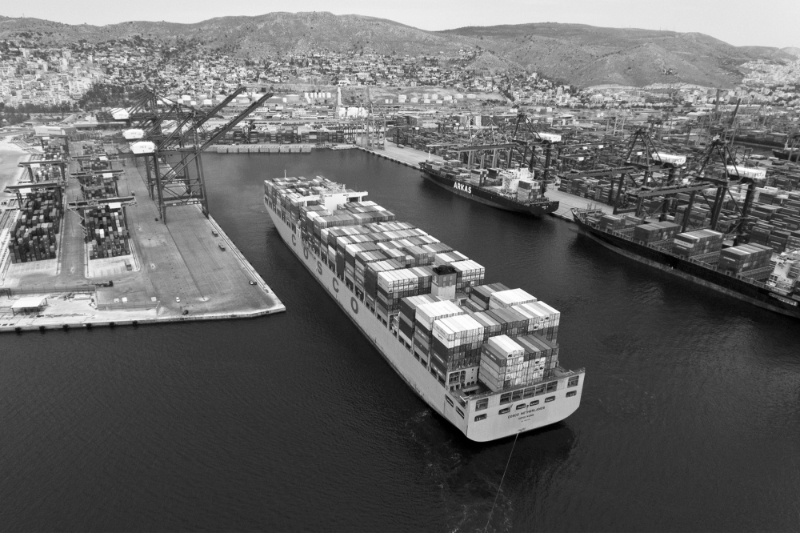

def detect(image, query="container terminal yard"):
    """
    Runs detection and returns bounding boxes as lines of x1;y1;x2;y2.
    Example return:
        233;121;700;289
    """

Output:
6;85;800;322
0;92;286;333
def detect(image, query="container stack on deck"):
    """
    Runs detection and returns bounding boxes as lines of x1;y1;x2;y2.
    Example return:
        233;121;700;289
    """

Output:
7;190;63;263
266;176;565;391
479;334;559;392
717;243;774;281
431;314;485;383
633;221;681;245
672;229;724;259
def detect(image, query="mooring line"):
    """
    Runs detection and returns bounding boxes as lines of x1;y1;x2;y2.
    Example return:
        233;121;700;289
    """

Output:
484;431;520;533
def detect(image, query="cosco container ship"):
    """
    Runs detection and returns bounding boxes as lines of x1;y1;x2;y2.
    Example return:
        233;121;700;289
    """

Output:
418;161;559;216
573;209;800;319
265;176;584;442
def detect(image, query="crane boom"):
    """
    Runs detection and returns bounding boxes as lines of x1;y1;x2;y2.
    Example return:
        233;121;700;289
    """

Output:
159;92;273;183
160;87;247;150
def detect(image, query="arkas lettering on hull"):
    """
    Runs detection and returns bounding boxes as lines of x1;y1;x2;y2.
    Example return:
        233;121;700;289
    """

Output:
453;182;472;194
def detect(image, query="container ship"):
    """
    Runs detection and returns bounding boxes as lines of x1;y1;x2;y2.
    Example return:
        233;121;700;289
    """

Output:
265;176;584;442
772;148;799;163
572;209;800;319
418;160;559;216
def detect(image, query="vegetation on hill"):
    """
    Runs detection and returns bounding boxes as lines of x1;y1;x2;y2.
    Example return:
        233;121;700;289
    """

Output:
0;14;793;88
77;82;141;109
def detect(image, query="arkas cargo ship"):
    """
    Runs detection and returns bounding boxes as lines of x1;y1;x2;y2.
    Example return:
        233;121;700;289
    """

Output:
572;209;800;319
265;176;584;442
418;160;559;216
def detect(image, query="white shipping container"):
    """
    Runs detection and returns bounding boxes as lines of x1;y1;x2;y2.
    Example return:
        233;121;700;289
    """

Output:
432;314;484;344
489;288;537;309
415;300;464;330
486;335;525;358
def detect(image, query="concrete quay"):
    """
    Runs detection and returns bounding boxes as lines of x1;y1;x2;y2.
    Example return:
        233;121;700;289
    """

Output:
356;141;444;169
354;141;611;221
546;184;614;221
0;152;285;334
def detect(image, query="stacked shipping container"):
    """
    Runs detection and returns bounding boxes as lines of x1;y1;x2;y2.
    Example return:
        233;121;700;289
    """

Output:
717;243;774;280
672;229;723;258
479;334;559;392
7;191;63;263
266;176;567;393
84;206;131;259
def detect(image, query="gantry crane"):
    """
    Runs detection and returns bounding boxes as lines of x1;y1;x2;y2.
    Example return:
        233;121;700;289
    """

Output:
128;88;273;223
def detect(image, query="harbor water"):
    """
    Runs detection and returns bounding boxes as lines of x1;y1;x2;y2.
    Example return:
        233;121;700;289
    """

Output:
1;150;799;532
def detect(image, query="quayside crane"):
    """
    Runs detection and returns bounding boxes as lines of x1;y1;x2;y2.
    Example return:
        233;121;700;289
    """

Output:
127;87;273;223
611;124;766;242
610;127;693;219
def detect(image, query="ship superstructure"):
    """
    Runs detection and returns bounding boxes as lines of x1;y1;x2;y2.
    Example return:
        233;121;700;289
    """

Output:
265;176;584;442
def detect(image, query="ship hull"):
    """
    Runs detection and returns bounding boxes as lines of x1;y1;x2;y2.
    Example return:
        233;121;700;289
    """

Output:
420;169;558;216
573;213;800;319
266;195;584;442
772;149;800;162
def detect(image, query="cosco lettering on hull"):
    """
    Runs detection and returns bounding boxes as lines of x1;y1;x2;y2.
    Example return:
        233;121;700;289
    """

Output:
453;182;472;194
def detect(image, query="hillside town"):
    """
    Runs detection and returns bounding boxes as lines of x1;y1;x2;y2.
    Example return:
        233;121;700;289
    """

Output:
2;35;800;124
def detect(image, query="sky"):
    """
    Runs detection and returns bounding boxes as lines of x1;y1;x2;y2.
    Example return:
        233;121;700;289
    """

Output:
3;0;799;49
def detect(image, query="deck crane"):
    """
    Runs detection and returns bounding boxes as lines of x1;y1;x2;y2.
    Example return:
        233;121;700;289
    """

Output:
130;91;273;224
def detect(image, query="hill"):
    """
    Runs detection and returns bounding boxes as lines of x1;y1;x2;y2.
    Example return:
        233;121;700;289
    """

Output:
0;13;464;56
438;23;795;87
0;14;793;87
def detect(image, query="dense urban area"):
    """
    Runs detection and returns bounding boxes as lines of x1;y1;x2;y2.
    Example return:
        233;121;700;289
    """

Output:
2;35;800;120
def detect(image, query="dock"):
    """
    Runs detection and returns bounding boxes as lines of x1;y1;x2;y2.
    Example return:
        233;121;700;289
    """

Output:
357;141;444;169
0;152;285;333
545;185;614;221
355;141;611;221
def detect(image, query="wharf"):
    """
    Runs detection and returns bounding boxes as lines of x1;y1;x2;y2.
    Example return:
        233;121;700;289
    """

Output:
0;154;285;334
211;143;315;154
356;141;610;220
546;185;614;220
357;141;444;169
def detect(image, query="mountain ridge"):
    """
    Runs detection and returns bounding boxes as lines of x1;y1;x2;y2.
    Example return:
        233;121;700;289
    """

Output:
0;13;793;87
